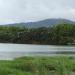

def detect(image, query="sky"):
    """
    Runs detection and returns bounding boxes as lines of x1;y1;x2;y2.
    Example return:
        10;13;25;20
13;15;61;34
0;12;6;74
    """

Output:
0;0;75;24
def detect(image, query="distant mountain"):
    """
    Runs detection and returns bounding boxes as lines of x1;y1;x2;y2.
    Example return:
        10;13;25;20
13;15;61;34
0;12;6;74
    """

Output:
2;19;75;28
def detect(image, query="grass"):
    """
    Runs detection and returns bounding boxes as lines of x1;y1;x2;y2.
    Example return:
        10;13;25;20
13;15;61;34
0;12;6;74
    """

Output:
0;56;74;75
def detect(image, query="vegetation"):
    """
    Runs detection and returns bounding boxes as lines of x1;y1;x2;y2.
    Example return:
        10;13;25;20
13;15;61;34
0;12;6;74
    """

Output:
0;56;74;75
0;23;75;45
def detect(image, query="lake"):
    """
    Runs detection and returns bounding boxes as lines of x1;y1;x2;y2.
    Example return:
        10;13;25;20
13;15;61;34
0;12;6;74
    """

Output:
0;43;75;60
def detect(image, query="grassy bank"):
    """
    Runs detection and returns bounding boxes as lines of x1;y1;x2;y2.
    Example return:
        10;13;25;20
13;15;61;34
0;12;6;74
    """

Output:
0;56;75;75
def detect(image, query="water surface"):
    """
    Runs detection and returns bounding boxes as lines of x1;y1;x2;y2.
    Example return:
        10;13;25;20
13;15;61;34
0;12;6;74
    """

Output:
0;43;74;60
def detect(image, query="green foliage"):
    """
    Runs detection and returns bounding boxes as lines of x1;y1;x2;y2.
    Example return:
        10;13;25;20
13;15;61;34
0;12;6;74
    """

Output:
0;23;75;45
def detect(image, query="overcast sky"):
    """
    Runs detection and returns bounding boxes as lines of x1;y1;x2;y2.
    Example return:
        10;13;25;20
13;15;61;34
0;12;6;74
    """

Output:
0;0;75;24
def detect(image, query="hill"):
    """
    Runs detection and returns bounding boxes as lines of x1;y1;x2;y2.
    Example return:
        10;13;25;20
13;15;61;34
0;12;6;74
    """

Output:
1;18;75;28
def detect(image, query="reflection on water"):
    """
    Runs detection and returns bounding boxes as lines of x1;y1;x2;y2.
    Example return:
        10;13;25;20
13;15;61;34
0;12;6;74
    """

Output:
0;43;74;60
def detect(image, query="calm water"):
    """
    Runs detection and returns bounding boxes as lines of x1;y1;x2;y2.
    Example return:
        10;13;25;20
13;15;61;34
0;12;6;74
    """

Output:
0;43;75;60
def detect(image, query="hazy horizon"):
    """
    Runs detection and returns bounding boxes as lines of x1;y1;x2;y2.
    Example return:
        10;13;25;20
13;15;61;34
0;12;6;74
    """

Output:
0;18;74;25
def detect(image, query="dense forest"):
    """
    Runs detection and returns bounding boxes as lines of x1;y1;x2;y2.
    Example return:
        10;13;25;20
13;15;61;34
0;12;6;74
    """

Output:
0;23;75;45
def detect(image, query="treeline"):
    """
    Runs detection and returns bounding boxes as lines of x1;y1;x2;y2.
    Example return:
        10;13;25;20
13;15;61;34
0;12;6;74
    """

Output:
0;23;75;45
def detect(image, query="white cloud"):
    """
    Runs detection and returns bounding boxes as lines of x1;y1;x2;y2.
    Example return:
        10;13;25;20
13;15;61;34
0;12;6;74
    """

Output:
0;0;75;24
